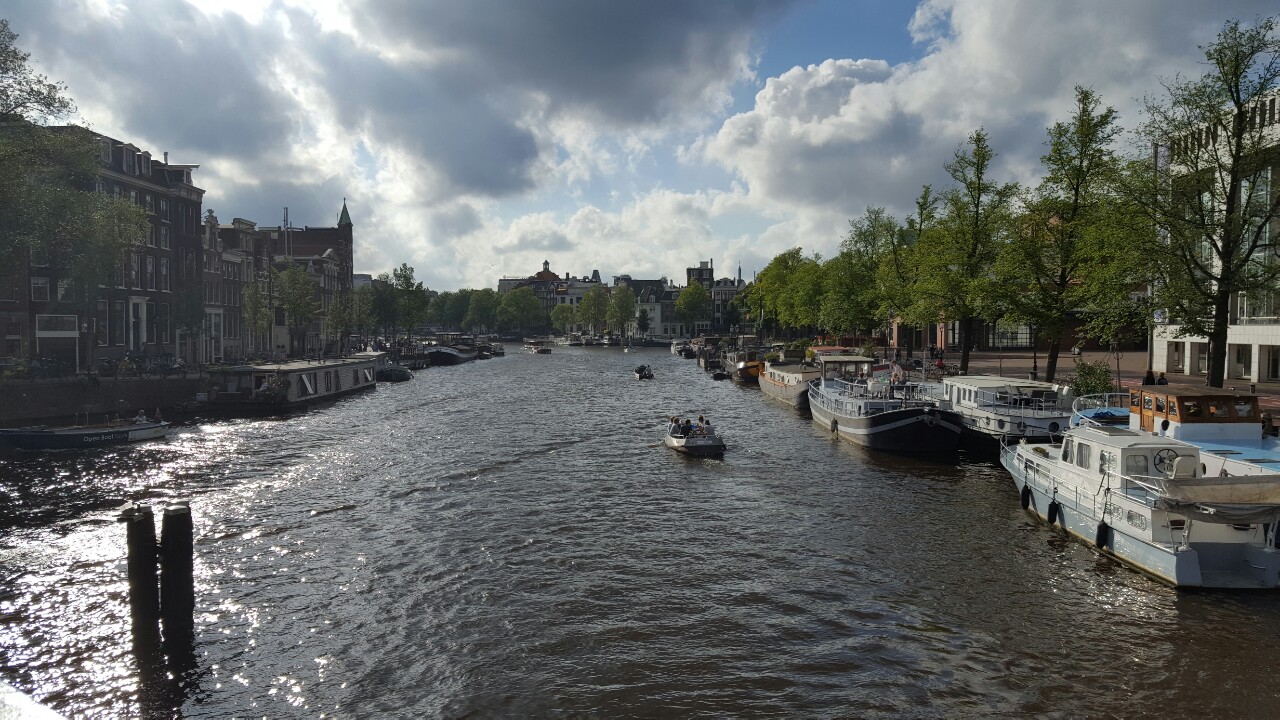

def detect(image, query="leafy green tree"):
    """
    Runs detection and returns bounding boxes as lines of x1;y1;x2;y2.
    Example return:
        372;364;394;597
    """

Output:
371;274;398;339
1126;16;1280;387
241;278;272;353
0;19;149;356
464;288;499;332
392;263;429;340
606;285;637;338
578;285;609;333
172;284;207;363
674;282;710;333
497;287;545;332
275;265;319;356
996;87;1136;382
878;189;934;354
824;207;896;337
550;303;576;332
351;285;376;346
636;307;651;336
326;290;353;351
911;127;1019;373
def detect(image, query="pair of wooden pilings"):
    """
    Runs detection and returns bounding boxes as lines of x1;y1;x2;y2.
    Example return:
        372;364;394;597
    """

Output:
119;502;195;675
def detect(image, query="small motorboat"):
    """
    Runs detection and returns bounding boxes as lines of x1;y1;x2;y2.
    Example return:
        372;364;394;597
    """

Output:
0;418;170;451
710;371;731;381
634;365;654;380
664;422;725;457
376;364;414;382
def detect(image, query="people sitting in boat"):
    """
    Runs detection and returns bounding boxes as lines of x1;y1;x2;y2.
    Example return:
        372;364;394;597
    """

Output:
699;416;712;433
133;410;148;423
669;416;682;436
682;418;693;436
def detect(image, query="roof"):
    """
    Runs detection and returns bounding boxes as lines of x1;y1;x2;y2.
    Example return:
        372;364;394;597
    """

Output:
943;375;1068;391
815;354;877;364
338;200;352;226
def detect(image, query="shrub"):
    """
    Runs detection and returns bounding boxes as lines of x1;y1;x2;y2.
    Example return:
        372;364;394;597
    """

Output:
1066;359;1115;396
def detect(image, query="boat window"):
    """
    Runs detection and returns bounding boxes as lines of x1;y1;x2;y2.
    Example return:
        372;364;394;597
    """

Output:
1100;450;1116;474
1075;443;1092;470
1143;396;1154;411
1125;454;1149;476
1235;401;1255;419
1168;402;1178;416
1155;397;1165;413
1061;437;1074;463
1183;399;1203;417
1209;401;1230;418
1130;393;1141;410
300;373;316;397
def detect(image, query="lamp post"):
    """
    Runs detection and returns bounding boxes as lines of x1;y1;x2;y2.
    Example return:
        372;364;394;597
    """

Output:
1030;326;1038;381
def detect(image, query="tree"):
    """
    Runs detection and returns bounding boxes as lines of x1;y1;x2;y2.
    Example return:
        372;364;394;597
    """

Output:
371;274;398;339
606;285;637;338
241;278;272;353
674;282;710;333
995;87;1138;382
1128;16;1280;387
824;207;896;338
911;128;1019;373
497;287;545;332
878;188;934;355
171;284;207;363
636;308;651;336
351;285;376;345
392;263;429;340
578;285;609;333
464;288;499;333
275;265;319;356
326;290;354;352
550;303;576;332
0;20;149;357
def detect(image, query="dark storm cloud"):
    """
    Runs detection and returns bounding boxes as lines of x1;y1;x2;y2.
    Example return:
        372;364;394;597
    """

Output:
7;0;293;157
353;0;791;125
298;18;541;198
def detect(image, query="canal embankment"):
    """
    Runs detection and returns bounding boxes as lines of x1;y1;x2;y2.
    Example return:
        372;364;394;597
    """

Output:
0;376;203;425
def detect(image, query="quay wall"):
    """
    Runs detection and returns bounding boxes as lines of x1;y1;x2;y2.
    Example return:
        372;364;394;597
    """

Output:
0;378;203;425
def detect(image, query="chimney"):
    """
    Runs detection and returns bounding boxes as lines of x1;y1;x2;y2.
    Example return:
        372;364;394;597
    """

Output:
163;151;168;164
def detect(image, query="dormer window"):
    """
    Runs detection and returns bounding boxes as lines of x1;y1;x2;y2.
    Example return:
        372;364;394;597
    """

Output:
99;140;111;163
124;150;134;174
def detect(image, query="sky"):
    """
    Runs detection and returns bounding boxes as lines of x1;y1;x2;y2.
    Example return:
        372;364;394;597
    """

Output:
5;0;1267;290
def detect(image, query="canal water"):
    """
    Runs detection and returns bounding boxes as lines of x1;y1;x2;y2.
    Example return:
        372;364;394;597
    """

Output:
3;347;1280;717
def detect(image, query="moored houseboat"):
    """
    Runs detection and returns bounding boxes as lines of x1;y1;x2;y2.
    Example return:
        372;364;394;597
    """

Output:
930;375;1075;444
807;354;962;454
425;333;479;365
199;355;378;413
759;358;822;409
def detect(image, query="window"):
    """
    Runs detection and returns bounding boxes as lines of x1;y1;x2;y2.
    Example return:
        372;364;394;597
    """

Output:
124;150;134;174
99;140;112;163
1125;454;1149;476
1236;401;1255;419
159;199;168;221
160;227;169;249
1210;401;1231;418
145;194;154;212
129;254;140;288
130;189;138;206
146;301;156;344
30;277;49;301
160;258;169;291
1075;443;1091;470
113;185;122;199
95;300;108;346
146;256;155;290
56;279;71;301
112;301;125;345
158;303;170;343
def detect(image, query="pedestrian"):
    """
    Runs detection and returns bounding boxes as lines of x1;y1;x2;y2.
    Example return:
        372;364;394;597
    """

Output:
1156;372;1168;386
1142;370;1156;386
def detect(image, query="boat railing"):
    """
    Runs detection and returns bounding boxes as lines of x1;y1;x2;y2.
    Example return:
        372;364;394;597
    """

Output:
1071;392;1131;427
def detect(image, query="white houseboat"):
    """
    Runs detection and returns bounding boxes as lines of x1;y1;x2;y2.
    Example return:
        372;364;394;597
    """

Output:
808;355;962;454
931;375;1075;444
1001;425;1280;588
199;355;378;413
759;359;822;409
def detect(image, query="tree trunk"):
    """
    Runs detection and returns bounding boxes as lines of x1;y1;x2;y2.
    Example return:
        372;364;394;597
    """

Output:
958;317;974;372
1045;340;1062;383
1207;294;1231;388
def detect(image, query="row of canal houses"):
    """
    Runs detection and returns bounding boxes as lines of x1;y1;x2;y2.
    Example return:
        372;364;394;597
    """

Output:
0;129;354;372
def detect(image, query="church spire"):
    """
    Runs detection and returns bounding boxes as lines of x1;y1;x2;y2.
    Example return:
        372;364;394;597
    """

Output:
338;198;352;227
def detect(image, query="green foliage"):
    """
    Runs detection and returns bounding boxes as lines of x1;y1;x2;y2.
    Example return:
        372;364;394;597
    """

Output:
326;290;353;341
464;288;499;332
1065;359;1116;396
351;285;376;340
275;265;319;331
578;285;609;332
242;279;272;350
371;274;398;336
392;263;430;337
497;287;545;332
606;285;636;337
636;307;651;335
1128;15;1280;387
674;282;710;329
910;127;1019;371
550;303;576;331
171;283;207;340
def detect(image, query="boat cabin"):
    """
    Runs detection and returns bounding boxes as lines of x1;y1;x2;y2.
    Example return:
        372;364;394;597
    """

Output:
1056;425;1199;482
943;376;1074;413
1129;388;1263;443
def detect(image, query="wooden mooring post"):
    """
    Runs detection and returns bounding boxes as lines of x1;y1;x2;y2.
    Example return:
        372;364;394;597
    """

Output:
120;504;160;650
160;503;196;670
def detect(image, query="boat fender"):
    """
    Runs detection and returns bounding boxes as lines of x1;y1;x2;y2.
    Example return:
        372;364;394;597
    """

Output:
831;419;838;434
1047;500;1060;526
1095;522;1110;549
1048;422;1060;434
1020;484;1031;509
997;419;1006;430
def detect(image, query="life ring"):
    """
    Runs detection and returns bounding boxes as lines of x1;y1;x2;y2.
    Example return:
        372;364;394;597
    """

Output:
1095;522;1110;549
1047;500;1060;525
1020;484;1031;509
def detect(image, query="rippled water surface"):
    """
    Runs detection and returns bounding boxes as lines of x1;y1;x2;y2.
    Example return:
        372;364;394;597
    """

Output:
5;347;1280;717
